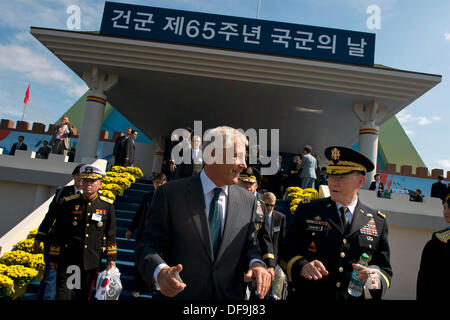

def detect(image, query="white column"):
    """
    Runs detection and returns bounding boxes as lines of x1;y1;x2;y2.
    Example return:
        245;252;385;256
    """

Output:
75;68;117;163
353;101;386;189
151;136;165;175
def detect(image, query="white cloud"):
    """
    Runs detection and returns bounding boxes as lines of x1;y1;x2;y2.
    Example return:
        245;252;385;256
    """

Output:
66;84;88;98
445;32;450;41
438;160;450;171
404;129;415;136
396;110;441;126
0;43;73;84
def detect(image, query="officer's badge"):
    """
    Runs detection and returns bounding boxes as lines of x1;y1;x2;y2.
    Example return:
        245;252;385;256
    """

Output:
85;167;93;174
97;221;103;228
331;147;340;161
314;216;321;221
72;221;78;226
360;218;378;236
75;204;79;210
308;241;317;253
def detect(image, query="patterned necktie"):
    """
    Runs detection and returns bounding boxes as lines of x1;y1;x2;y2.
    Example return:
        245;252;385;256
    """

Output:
209;187;222;256
340;206;349;232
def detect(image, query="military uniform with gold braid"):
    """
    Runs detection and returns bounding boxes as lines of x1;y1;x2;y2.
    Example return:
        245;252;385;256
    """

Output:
417;185;450;300
239;167;275;269
49;165;116;300
280;146;392;300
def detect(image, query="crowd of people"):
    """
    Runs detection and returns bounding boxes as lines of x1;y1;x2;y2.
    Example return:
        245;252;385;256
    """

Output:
29;125;449;302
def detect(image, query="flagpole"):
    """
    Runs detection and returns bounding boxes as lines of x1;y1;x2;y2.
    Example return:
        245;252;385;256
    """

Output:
21;102;26;121
256;0;261;18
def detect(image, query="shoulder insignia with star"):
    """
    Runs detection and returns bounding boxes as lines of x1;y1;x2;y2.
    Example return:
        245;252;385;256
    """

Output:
434;229;450;244
64;193;80;201
377;210;386;219
100;196;114;204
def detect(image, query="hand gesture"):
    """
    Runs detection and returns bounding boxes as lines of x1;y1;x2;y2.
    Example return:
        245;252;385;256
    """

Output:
301;260;329;280
158;264;186;297
245;262;271;299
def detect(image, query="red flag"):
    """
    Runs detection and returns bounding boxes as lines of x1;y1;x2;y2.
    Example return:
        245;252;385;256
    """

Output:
24;83;30;105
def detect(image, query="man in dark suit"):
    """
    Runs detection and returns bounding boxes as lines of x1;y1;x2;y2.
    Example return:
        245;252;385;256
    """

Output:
280;146;392;301
136;126;272;300
430;175;447;198
32;163;85;300
113;127;132;166
51;116;73;155
9;135;27;155
122;130;137;166
175;135;203;179
369;174;384;197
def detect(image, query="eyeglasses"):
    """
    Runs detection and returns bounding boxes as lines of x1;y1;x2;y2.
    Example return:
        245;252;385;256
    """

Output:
264;203;275;208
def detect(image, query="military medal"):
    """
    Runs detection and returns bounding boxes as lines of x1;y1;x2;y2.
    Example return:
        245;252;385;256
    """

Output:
72;221;78;226
97;221;103;227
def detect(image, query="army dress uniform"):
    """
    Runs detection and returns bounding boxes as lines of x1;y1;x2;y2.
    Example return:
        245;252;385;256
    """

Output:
50;187;116;300
239;168;275;268
280;146;392;300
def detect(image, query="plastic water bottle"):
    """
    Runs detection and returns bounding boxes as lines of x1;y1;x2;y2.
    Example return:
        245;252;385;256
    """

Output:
348;253;370;297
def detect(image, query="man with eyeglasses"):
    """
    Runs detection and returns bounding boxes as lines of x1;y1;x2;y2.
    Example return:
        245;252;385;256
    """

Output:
238;167;275;300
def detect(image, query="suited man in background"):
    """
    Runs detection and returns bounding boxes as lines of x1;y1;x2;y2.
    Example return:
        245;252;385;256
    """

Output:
51;116;73;155
9;135;27;155
430;175;447;198
122;130;137;166
369;174;385;197
262;192;286;265
175;135;203;179
136;126;272;300
299;145;317;189
113;127;132;166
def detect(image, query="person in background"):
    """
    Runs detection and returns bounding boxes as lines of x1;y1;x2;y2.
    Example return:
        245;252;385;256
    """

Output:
51;116;73;155
36;140;52;159
33;163;85;300
417;185;450;300
369;174;385;198
299;145;317;189
410;189;423;202
430;175;447;199
126;173;167;298
316;167;329;190
9;135;27;155
285;155;302;189
175;135;203;179
123;130;137;166
113;127;132;167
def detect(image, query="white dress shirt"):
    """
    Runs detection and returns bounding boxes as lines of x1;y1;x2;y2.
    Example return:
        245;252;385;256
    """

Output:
335;196;358;225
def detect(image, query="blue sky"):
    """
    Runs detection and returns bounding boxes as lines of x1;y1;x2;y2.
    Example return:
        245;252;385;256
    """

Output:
0;0;449;173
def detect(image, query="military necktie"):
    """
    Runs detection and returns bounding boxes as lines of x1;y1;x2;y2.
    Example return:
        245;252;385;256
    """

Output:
340;206;349;232
209;187;222;256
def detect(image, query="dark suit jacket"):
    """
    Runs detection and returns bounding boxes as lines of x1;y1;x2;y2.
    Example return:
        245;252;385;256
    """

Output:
122;137;136;166
129;191;154;237
369;181;384;197
430;181;447;198
269;210;286;263
113;135;126;158
280;197;392;300
9;142;27;155
135;175;262;300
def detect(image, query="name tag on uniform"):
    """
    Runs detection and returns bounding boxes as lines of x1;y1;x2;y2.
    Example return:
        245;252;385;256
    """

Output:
273;226;280;233
307;225;323;232
91;213;102;222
